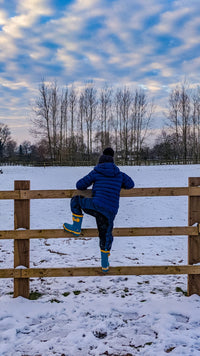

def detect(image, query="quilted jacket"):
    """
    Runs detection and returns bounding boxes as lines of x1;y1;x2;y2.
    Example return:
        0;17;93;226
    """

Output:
76;162;134;214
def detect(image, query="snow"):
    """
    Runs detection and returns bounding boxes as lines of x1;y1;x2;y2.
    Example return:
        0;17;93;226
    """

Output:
0;164;200;356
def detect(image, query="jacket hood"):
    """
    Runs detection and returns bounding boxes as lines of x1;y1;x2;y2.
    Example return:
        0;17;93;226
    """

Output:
94;162;120;177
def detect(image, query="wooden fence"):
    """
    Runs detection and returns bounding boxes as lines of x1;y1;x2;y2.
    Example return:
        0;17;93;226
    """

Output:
1;178;200;298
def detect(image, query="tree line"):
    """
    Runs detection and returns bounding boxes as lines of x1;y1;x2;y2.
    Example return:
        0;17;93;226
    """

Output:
30;81;155;163
1;80;200;165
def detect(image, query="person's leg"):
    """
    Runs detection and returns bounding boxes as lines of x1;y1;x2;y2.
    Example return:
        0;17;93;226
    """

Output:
94;206;115;251
63;195;85;235
95;213;109;250
104;216;114;251
63;195;114;271
71;195;99;215
70;195;83;215
83;206;115;271
63;195;99;235
95;213;111;272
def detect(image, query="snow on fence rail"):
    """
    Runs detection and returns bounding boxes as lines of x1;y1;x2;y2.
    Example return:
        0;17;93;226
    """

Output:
0;178;200;298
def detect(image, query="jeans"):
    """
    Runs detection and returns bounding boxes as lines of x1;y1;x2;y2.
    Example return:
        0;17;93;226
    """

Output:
71;195;115;251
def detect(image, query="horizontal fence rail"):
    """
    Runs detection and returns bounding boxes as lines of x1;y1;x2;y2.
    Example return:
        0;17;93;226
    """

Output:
1;179;200;298
0;226;199;240
1;265;200;279
1;186;200;199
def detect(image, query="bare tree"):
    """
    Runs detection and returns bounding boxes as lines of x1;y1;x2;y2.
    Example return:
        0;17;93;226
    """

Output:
5;139;17;158
62;88;69;147
119;87;132;162
179;84;191;161
83;84;97;155
31;80;157;163
20;141;32;155
131;89;154;162
50;81;60;160
167;87;180;158
59;88;67;161
191;86;200;160
113;89;123;153
68;86;77;154
99;84;113;149
78;91;85;149
0;122;12;158
167;83;191;161
32;81;53;159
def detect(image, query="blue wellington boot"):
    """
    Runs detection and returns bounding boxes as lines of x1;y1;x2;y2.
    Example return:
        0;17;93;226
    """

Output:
101;250;110;272
63;213;83;236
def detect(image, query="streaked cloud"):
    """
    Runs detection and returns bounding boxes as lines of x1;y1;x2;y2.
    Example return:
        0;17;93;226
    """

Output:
0;0;200;143
2;0;52;38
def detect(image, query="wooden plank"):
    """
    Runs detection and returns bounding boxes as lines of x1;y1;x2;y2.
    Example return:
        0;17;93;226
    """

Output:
0;265;199;279
188;177;200;296
2;186;200;200
0;191;20;199
0;189;77;200
0;226;198;240
14;181;30;298
27;187;189;198
0;269;21;278
189;187;200;196
29;189;76;199
0;187;195;200
120;187;190;197
113;226;198;237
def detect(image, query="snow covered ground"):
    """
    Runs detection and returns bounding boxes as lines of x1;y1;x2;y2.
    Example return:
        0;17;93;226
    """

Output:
0;164;200;356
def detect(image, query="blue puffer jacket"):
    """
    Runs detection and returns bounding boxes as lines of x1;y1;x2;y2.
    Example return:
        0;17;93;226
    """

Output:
76;162;134;215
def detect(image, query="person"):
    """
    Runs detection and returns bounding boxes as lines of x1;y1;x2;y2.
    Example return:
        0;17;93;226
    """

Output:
63;147;134;272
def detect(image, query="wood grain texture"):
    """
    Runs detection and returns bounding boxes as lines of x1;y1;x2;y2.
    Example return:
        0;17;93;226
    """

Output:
188;177;200;296
1;265;200;279
0;226;198;240
14;181;30;298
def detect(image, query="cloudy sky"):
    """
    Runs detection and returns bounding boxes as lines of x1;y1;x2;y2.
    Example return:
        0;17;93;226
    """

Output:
0;0;200;143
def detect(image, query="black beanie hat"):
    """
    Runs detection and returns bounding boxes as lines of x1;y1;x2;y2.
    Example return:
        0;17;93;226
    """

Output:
103;147;114;157
99;154;114;164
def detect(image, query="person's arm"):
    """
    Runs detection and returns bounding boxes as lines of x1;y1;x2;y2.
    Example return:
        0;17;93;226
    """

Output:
76;170;96;190
121;172;135;189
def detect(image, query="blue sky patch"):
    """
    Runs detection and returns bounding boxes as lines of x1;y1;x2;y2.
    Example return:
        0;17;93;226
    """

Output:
0;0;200;143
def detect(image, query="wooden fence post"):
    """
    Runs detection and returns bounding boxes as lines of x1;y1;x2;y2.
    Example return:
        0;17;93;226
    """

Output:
188;177;200;296
14;180;30;298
